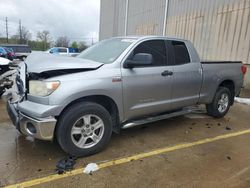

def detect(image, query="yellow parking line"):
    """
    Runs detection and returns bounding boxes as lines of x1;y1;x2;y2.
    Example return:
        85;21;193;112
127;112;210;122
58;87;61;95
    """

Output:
5;129;250;188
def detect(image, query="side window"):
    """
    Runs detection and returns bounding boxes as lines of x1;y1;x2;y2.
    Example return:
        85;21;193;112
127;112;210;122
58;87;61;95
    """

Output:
128;40;167;67
59;48;67;53
171;41;190;65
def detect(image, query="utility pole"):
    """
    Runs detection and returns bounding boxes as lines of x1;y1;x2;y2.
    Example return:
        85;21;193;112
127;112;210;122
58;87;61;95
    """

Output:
19;19;22;44
5;17;9;43
44;34;47;50
124;0;129;36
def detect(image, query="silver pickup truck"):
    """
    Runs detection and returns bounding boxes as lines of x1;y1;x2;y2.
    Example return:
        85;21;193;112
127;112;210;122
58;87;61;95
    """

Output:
6;36;246;156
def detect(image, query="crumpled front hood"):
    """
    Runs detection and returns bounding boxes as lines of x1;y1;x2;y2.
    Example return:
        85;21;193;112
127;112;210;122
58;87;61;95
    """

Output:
25;52;103;73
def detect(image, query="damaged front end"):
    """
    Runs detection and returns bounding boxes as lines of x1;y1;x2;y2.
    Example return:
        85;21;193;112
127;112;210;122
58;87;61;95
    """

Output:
0;78;13;97
6;52;104;141
0;60;16;97
6;62;58;140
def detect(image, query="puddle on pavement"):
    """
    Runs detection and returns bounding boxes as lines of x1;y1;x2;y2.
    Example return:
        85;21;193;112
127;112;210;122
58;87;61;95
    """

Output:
0;121;64;186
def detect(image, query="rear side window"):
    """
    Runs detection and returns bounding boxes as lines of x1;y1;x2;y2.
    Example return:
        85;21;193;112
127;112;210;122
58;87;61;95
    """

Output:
59;48;67;53
171;41;190;65
130;40;167;67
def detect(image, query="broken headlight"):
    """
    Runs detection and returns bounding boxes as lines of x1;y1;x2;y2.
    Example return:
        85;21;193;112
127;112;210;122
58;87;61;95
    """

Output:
29;80;60;96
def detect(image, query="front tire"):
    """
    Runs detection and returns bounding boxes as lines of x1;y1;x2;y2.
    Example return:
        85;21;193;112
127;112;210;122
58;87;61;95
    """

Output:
56;102;112;157
206;87;231;118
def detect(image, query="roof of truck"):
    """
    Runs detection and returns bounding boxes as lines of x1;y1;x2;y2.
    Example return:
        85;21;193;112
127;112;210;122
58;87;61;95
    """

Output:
114;35;188;41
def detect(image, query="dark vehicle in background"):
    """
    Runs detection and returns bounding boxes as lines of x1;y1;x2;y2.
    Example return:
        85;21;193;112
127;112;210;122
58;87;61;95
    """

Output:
0;47;8;58
0;44;31;60
3;47;16;60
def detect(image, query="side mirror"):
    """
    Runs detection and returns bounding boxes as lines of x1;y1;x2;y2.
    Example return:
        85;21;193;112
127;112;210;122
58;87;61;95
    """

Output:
124;53;153;68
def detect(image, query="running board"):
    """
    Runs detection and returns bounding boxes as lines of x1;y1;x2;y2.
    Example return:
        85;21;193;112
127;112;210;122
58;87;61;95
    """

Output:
122;108;193;129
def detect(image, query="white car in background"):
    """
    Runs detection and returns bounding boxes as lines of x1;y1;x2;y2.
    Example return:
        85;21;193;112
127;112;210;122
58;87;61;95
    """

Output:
0;57;12;75
46;47;80;57
0;57;10;66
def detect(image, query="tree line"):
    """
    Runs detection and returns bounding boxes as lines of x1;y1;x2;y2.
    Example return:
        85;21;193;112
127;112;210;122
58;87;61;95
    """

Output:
0;26;88;52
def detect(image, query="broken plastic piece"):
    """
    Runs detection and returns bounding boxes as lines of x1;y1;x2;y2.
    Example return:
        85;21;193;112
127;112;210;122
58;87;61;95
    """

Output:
234;97;250;105
83;163;99;174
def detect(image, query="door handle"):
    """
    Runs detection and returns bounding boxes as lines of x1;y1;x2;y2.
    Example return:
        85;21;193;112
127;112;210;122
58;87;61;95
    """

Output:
161;70;173;76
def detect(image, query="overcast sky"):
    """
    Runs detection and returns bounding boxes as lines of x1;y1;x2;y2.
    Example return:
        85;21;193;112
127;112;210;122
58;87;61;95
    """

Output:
0;0;100;44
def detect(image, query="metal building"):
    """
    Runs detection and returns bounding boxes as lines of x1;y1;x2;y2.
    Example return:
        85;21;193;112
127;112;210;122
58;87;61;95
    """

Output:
99;0;250;65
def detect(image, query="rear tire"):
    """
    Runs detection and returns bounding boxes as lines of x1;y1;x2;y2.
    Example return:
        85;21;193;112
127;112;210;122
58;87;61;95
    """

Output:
206;87;231;118
56;102;112;157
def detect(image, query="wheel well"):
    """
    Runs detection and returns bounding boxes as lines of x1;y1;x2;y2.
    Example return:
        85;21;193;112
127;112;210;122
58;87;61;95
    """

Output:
219;80;235;105
57;95;120;134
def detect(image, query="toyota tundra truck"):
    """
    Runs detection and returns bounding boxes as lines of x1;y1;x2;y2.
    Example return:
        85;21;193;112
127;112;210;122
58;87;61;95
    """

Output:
6;36;246;156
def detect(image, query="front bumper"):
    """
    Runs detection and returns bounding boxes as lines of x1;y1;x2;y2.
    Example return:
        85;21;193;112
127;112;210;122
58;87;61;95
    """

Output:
7;100;57;141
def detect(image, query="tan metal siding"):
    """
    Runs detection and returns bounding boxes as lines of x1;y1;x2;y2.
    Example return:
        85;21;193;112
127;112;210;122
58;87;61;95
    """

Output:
116;0;127;36
99;0;116;40
99;0;127;40
127;0;166;35
166;0;250;65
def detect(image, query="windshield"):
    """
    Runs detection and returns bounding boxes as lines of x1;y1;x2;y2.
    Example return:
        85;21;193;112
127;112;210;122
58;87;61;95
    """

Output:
77;38;136;64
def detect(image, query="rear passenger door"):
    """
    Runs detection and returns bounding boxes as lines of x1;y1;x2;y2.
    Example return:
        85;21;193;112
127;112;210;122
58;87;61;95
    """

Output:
122;39;174;120
166;40;202;109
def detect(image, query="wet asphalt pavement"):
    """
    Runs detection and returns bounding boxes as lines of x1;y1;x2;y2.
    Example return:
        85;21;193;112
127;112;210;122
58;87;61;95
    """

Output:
1;94;250;187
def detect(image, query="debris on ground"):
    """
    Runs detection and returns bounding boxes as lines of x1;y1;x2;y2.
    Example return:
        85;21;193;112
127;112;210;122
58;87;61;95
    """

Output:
225;126;232;130
141;126;149;130
234;97;250;105
55;156;77;174
83;163;99;175
226;156;231;160
217;123;221;126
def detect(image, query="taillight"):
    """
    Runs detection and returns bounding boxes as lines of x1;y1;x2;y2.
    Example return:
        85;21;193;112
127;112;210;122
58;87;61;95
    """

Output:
241;65;247;75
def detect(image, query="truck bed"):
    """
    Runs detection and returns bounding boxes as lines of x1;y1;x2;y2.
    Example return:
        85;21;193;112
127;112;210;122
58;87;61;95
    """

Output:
199;61;243;104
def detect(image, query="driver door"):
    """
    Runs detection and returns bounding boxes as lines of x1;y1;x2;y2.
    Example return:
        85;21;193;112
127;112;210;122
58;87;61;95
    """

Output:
121;39;174;121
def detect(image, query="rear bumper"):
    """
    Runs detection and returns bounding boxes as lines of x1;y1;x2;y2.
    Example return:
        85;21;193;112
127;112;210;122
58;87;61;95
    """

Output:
7;100;57;141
